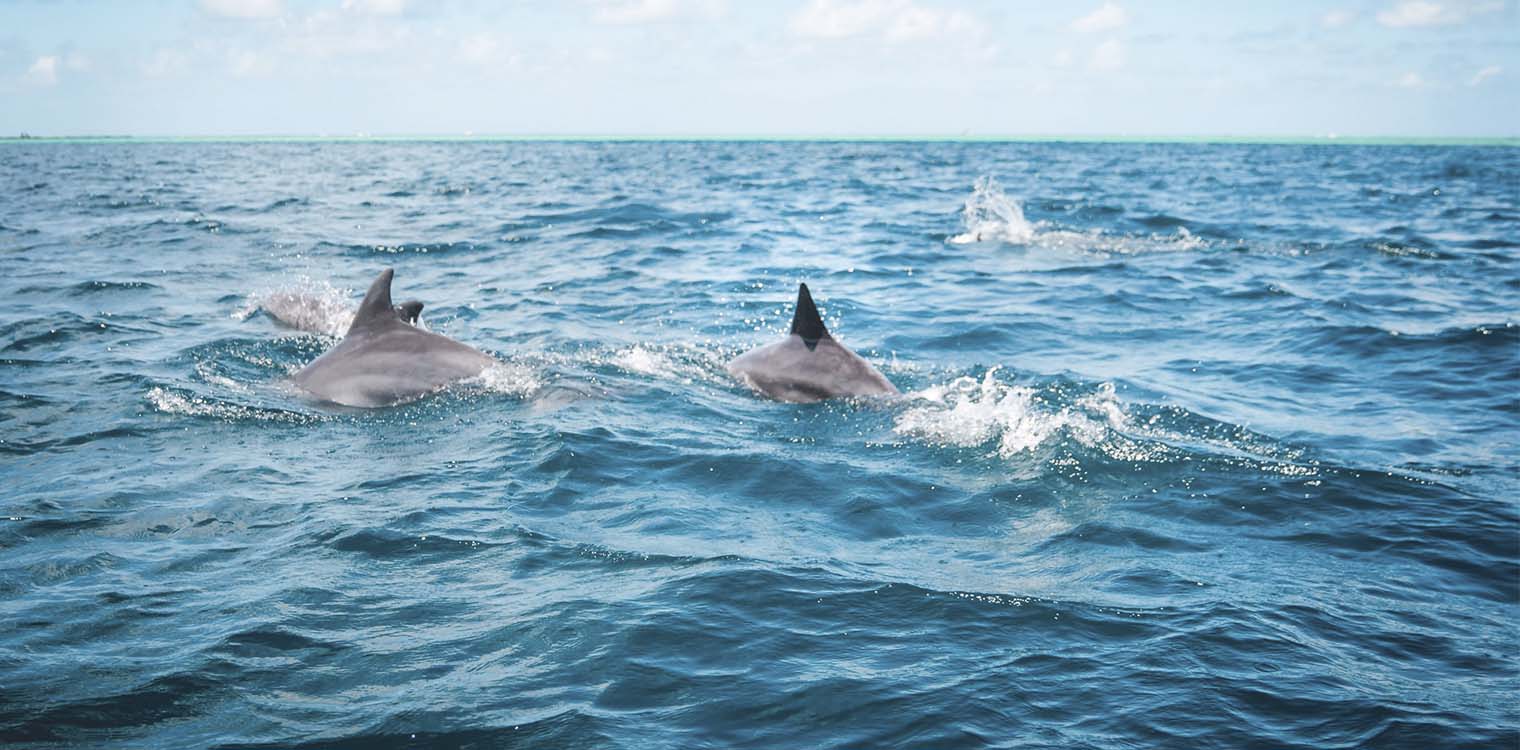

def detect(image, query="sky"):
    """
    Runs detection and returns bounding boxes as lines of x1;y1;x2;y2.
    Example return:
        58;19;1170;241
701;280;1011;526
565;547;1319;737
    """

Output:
0;0;1516;137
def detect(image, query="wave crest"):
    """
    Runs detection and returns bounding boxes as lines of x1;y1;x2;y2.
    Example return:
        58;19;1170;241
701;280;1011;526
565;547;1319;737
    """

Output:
146;386;319;423
473;361;544;398
893;369;1125;457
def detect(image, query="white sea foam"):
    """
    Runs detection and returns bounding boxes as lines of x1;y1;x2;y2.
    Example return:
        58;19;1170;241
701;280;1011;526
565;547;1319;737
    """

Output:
146;386;316;423
1039;225;1208;255
193;360;251;394
473;361;544;398
610;343;727;384
612;344;675;376
893;369;1127;458
949;176;1036;245
947;176;1212;256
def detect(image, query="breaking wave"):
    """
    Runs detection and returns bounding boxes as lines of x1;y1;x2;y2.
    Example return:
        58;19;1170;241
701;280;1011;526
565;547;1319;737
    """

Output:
893;368;1126;457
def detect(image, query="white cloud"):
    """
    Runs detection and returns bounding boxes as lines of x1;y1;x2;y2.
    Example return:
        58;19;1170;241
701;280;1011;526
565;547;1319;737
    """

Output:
24;55;58;86
142;48;190;77
1377;1;1449;26
458;33;501;65
595;0;676;24
1321;9;1356;28
1052;48;1074;67
885;6;976;41
1375;1;1504;27
789;0;978;42
342;0;406;15
1090;38;1124;71
790;0;891;38
283;7;415;58
1070;2;1128;33
592;0;723;24
200;0;284;20
137;0;422;81
456;32;524;70
1467;64;1501;86
228;49;274;76
1396;71;1425;87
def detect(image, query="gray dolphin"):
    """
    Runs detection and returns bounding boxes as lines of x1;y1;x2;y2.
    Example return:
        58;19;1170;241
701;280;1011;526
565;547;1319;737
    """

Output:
291;269;496;407
727;283;899;403
394;300;424;326
261;290;425;334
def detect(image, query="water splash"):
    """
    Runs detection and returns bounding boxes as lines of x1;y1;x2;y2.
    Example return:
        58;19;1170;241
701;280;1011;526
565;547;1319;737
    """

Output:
472;361;544;398
1034;225;1208;255
612;344;680;377
893;369;1125;458
245;278;356;336
949;176;1036;245
146;386;318;423
610;343;728;385
946;176;1213;255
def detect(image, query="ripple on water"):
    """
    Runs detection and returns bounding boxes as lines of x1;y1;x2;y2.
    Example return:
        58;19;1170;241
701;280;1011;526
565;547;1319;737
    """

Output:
0;141;1514;749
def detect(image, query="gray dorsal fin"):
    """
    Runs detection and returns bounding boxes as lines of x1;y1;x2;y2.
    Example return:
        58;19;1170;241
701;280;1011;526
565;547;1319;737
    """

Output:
394;300;424;325
348;269;398;335
789;283;830;350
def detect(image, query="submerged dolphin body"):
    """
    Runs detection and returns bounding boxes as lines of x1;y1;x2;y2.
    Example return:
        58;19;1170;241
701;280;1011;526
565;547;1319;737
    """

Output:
727;283;899;403
291;269;495;407
262;290;425;334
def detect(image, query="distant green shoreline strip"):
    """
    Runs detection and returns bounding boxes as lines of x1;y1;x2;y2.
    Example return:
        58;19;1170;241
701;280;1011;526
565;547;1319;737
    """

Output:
3;134;1517;146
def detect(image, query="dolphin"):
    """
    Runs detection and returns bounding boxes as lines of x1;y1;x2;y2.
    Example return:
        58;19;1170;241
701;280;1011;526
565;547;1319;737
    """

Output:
727;283;899;403
291;269;496;407
394;300;425;326
261;289;425;334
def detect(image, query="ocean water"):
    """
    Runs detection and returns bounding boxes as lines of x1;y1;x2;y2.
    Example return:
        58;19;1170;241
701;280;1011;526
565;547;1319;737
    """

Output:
1;140;1516;748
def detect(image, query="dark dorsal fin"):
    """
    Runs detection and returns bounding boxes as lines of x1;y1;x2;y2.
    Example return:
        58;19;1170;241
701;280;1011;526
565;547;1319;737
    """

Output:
348;268;398;335
394;300;424;325
789;282;830;350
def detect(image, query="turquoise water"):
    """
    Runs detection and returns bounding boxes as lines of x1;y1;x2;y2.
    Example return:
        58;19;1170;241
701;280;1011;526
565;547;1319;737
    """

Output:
2;141;1517;748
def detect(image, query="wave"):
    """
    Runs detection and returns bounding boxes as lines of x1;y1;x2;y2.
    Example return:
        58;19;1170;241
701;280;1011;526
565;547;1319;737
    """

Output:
0;313;154;354
64;280;162;295
894;368;1122;458
310;240;483;256
608;343;730;385
886;366;1334;484
472;361;545;398
524;202;731;227
145;386;322;424
1291;322;1518;361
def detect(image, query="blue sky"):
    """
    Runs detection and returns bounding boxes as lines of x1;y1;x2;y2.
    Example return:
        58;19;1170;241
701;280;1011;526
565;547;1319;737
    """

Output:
1;0;1515;136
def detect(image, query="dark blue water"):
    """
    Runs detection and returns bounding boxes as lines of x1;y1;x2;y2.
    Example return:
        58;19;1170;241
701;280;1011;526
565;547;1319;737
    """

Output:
2;141;1517;748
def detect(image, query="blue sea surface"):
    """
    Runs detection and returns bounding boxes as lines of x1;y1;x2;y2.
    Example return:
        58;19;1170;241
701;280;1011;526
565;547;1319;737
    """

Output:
1;140;1517;748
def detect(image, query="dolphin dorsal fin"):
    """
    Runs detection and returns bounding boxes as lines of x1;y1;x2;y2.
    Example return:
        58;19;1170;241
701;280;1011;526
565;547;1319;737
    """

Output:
395;300;424;325
790;283;830;350
348;269;399;335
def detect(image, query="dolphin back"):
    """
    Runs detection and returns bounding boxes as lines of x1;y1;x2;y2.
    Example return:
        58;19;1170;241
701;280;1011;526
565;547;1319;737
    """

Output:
729;336;897;403
728;282;897;403
292;269;495;407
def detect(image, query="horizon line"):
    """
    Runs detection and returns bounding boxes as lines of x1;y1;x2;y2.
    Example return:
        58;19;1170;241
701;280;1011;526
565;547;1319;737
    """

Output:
4;133;1518;146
